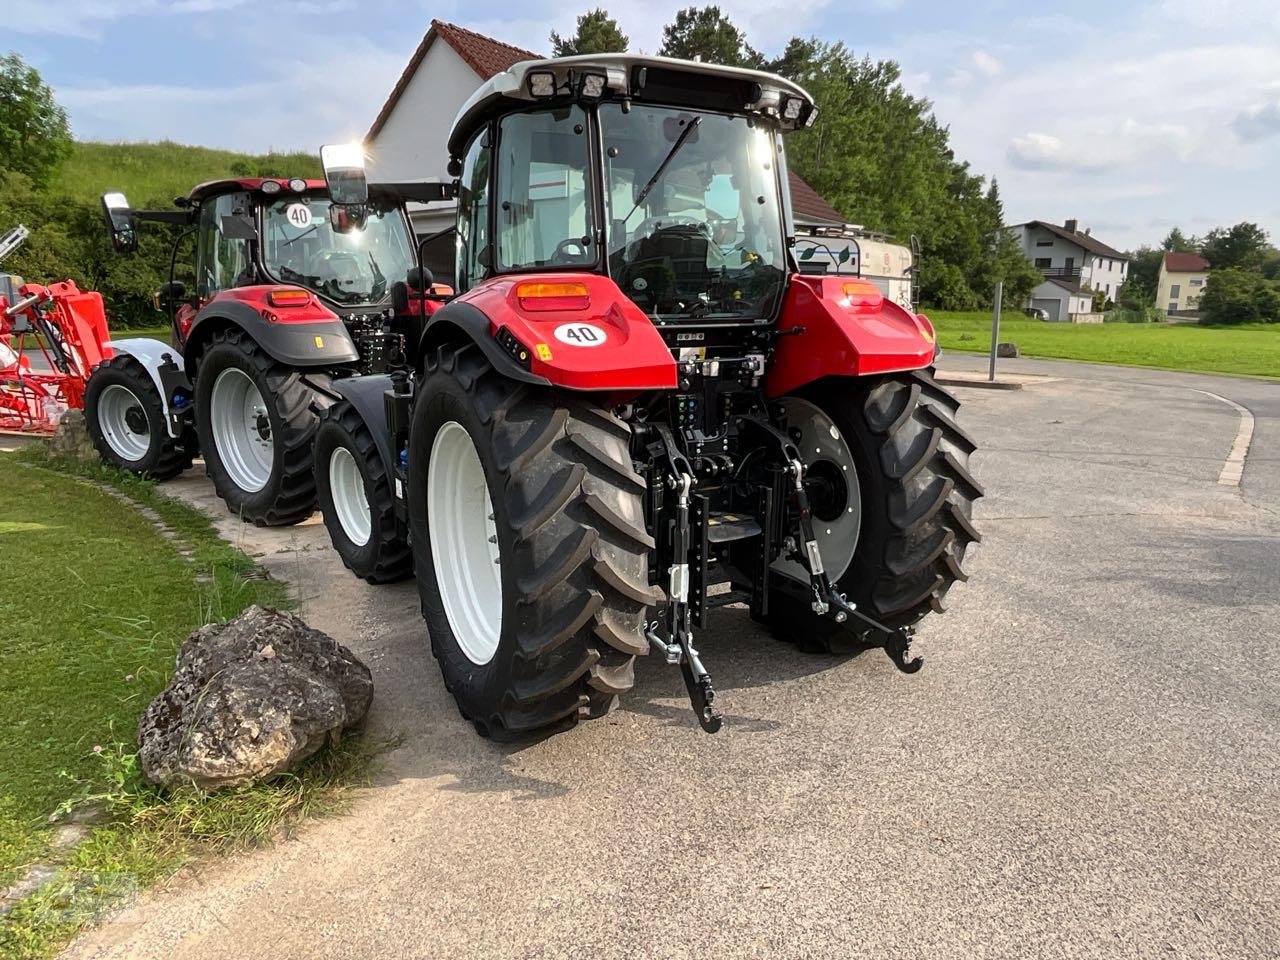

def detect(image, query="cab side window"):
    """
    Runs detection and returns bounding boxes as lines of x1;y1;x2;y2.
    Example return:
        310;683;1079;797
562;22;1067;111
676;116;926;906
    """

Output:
195;192;253;297
456;132;491;293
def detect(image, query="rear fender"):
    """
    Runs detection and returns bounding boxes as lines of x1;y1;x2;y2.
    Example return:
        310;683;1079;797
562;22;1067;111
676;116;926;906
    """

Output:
764;277;937;398
184;286;359;376
424;274;676;393
104;337;192;439
330;374;397;487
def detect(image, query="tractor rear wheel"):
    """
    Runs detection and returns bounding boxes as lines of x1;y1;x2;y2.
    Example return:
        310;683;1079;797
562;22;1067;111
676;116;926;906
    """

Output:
314;400;411;583
194;328;321;526
408;342;656;738
85;354;193;480
764;368;982;653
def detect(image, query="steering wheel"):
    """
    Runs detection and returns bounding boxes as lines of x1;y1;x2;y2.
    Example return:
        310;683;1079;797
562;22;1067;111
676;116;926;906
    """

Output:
550;238;591;265
632;215;708;240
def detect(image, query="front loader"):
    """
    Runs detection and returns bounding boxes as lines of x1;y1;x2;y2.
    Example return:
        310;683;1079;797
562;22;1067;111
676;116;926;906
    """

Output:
312;54;983;735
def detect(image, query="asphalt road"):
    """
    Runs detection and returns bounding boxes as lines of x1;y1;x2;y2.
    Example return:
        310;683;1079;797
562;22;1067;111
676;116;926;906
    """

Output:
64;354;1279;960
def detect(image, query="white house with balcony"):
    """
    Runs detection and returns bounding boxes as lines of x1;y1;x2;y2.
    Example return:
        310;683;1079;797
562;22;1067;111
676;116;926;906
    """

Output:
1009;219;1130;322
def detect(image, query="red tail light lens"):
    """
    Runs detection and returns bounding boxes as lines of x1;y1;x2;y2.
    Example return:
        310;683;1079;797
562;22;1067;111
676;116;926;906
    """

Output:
515;281;590;312
267;288;311;308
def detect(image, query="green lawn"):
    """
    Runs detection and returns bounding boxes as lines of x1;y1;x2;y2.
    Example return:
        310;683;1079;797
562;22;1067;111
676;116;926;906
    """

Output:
0;457;286;879
929;311;1280;379
0;454;372;959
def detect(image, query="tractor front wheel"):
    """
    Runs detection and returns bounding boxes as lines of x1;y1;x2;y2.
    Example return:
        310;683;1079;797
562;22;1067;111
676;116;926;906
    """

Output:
194;328;321;526
314;400;411;583
764;369;983;652
408;342;656;738
85;354;193;480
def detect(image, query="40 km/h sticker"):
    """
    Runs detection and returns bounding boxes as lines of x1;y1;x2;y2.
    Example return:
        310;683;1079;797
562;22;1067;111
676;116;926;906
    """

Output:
284;203;312;229
553;323;607;347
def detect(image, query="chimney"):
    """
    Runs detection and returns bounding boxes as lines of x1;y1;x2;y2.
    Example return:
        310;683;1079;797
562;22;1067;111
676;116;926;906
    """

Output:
1064;219;1079;234
1085;228;1091;237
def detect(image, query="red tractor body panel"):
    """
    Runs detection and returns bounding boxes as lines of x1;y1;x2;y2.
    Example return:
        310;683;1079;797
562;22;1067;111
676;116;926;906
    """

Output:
459;273;678;391
764;276;937;398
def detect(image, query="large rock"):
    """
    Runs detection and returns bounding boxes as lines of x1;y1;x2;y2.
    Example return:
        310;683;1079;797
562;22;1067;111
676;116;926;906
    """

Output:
996;341;1020;358
49;409;97;461
138;606;373;790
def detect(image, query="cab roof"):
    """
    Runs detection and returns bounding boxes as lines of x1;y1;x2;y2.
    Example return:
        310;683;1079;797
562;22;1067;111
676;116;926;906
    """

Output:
186;178;328;204
448;53;816;156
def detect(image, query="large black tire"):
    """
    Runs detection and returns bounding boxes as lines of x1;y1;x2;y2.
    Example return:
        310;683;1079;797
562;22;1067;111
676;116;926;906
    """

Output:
408;342;658;738
314;400;412;583
194;328;322;526
84;354;193;480
766;368;982;653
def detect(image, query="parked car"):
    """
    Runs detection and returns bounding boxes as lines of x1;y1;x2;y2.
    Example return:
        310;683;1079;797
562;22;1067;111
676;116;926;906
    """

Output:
1024;306;1049;321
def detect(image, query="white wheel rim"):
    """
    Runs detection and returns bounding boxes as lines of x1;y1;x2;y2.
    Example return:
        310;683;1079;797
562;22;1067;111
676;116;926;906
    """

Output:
97;384;150;461
427;421;503;665
329;446;371;546
771;397;861;582
210;367;273;493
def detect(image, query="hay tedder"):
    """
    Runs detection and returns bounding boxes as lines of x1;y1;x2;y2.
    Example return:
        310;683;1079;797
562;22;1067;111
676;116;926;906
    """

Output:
309;54;984;738
0;225;113;433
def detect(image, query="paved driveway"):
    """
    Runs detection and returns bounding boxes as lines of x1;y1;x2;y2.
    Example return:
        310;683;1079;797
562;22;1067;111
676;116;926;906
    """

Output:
65;355;1279;960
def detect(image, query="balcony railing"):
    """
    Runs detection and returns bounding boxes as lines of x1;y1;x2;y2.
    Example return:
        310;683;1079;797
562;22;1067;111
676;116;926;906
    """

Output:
1038;267;1082;279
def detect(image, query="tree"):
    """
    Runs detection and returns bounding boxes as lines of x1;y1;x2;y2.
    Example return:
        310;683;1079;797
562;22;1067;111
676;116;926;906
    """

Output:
550;9;628;56
769;36;1014;308
1119;246;1162;308
659;6;762;67
1200;222;1270;272
1161;227;1197;253
1198;268;1280;325
0;52;73;188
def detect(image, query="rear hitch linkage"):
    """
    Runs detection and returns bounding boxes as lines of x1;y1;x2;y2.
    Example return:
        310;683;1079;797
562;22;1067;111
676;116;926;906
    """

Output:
646;426;723;734
784;456;923;675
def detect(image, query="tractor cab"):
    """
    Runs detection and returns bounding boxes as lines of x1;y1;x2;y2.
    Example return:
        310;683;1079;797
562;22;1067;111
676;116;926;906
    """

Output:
446;55;814;339
102;177;418;349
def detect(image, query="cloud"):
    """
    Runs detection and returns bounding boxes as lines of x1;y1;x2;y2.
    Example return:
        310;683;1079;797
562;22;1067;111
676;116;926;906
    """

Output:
971;50;1002;77
1233;93;1280;141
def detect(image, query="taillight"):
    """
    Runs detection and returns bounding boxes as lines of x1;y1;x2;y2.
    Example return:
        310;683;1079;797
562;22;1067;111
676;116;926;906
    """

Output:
267;288;311;308
515;280;590;312
841;279;880;299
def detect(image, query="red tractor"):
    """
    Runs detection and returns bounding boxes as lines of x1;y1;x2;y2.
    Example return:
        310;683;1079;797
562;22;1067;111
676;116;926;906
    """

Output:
87;164;452;522
311;54;982;736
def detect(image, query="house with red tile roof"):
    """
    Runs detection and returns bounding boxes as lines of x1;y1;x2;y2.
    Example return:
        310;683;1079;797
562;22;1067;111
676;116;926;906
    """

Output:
1157;251;1211;316
364;19;850;247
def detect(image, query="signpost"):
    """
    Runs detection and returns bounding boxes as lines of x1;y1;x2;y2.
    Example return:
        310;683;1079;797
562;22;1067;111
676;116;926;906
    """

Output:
988;280;1003;382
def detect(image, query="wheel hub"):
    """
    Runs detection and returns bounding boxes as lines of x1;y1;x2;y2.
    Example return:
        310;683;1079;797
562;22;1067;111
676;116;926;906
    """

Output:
770;397;861;583
427;420;503;666
209;367;274;494
97;383;151;462
124;406;147;434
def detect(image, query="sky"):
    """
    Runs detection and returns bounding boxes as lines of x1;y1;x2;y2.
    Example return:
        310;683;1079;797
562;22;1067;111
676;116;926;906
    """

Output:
10;0;1280;250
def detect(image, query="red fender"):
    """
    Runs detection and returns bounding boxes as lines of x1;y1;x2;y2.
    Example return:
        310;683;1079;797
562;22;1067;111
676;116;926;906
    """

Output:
456;273;677;391
764;277;937;398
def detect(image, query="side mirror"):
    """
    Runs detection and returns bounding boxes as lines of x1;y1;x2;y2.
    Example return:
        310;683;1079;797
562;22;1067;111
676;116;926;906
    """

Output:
328;204;367;234
407;266;434;290
152;279;187;311
101;192;137;254
320;143;369;206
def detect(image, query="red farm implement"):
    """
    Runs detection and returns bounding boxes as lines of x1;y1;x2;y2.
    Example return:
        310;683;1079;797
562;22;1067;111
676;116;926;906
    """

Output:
1;226;113;434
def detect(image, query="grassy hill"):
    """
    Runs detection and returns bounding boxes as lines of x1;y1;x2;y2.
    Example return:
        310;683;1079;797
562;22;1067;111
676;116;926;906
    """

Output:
50;141;322;206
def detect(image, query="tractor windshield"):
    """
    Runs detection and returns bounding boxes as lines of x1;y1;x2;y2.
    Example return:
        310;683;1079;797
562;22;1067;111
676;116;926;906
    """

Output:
261;197;414;307
600;103;787;322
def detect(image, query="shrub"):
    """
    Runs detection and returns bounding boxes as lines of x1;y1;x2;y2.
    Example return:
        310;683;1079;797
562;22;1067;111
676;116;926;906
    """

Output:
1199;268;1280;325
